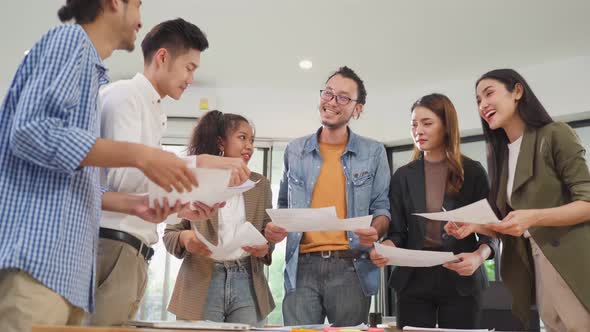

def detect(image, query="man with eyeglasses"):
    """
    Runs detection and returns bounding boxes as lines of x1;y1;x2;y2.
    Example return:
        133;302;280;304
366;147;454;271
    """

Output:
264;66;391;326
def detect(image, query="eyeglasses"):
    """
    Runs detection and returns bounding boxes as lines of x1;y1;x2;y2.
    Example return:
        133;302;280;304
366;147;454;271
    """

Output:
320;90;357;106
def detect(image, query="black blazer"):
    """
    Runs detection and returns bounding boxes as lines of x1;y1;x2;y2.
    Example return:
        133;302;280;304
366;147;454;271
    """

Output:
387;156;499;295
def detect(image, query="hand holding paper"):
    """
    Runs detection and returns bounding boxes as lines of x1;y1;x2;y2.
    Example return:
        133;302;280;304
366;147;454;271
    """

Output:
183;155;251;187
414;199;499;225
149;168;258;207
193;222;267;261
127;194;184;224
178;201;225;223
180;229;212;257
264;222;288;244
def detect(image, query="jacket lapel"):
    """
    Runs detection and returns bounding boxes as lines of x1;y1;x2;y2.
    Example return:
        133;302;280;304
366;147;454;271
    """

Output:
512;126;537;195
496;148;509;217
408;159;427;213
243;174;260;228
407;159;427;238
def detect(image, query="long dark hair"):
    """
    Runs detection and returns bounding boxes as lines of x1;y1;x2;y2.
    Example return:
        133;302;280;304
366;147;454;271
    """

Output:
476;69;553;209
411;93;464;195
187;110;251;156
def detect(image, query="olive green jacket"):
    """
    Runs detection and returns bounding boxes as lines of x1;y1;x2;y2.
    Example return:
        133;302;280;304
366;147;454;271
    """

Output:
496;122;590;324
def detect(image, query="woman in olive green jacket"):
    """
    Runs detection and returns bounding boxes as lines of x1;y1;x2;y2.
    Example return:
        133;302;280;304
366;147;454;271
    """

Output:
449;69;590;331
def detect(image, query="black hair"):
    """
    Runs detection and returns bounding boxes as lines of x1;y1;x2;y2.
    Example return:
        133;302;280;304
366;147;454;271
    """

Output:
476;69;553;213
141;18;209;63
326;66;367;105
187;110;252;156
57;0;120;24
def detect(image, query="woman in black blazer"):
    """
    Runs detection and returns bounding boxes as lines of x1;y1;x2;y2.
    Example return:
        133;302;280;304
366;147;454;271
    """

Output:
371;93;499;329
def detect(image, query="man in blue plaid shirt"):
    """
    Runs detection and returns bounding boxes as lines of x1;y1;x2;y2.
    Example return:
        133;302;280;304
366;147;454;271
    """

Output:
0;1;249;331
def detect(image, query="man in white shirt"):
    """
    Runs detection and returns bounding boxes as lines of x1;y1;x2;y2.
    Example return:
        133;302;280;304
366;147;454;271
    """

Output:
89;18;248;326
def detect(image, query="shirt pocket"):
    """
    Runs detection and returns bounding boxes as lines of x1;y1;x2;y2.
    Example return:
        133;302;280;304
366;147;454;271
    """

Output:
287;171;306;208
351;169;373;213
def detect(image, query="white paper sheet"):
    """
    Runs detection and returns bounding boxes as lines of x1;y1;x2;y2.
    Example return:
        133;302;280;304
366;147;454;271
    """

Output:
403;326;493;331
265;207;372;232
413;199;500;225
251;324;329;331
148;168;257;207
193;222;267;261
374;243;458;267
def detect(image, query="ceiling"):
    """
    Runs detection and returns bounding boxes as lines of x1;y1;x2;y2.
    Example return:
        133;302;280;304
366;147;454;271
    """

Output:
1;0;589;142
3;1;589;88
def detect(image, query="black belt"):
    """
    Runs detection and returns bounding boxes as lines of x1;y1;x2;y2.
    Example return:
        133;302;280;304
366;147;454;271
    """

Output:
99;228;154;261
300;249;368;260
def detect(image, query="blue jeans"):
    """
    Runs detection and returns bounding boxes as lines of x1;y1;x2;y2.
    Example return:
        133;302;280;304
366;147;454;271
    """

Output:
202;259;261;326
283;254;371;326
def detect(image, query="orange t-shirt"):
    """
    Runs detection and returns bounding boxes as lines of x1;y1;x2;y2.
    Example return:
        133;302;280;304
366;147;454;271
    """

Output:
299;142;349;253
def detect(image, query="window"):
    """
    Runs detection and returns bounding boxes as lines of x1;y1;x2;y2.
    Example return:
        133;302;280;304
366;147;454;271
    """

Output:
573;125;590;168
266;145;286;325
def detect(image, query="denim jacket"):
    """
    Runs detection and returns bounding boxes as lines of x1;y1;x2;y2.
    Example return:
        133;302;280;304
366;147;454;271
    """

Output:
278;127;391;296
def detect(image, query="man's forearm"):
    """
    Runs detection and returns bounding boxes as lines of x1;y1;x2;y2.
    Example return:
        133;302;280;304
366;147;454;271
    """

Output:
102;192;138;214
371;215;390;239
81;138;145;168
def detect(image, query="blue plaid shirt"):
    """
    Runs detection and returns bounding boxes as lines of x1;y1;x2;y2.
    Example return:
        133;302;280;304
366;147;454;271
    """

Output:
0;24;108;312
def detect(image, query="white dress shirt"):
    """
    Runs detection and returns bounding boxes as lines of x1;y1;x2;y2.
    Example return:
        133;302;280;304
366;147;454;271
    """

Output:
99;73;167;245
217;194;250;261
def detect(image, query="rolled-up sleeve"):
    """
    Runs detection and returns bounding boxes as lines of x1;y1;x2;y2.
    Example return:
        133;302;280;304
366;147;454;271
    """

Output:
369;144;391;220
552;122;590;202
9;28;96;174
164;219;191;259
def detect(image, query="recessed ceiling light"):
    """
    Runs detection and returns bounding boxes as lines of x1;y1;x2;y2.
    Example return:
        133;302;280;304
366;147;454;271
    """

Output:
299;59;312;70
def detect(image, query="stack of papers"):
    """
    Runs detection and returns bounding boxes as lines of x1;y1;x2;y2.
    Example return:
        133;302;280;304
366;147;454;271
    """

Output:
148;168;257;207
374;243;458;267
194;222;267;261
413;199;500;225
265;207;372;232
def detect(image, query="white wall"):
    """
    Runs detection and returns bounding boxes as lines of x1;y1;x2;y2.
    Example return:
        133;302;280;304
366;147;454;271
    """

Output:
3;55;589;145
159;55;590;144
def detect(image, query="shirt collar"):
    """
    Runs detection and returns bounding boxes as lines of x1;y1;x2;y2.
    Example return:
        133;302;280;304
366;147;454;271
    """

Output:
132;73;162;105
304;126;360;155
76;24;110;86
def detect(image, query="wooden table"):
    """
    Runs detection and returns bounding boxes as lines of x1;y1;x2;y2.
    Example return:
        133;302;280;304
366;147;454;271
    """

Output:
32;326;404;332
33;326;190;332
